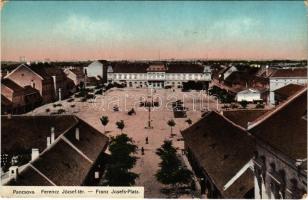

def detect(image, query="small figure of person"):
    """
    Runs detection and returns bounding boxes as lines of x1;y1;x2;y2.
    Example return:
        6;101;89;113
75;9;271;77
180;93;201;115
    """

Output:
145;137;149;144
141;147;144;155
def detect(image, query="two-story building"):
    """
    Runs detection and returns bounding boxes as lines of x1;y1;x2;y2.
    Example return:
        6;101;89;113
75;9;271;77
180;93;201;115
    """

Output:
181;111;255;198
85;60;108;84
1;79;42;114
269;67;307;106
4;63;70;103
248;87;307;199
107;62;212;88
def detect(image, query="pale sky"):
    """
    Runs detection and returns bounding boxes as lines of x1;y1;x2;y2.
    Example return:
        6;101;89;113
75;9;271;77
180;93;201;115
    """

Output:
1;1;308;61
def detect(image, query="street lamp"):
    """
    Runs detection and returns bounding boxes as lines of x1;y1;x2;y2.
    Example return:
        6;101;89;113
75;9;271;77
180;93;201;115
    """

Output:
145;88;153;129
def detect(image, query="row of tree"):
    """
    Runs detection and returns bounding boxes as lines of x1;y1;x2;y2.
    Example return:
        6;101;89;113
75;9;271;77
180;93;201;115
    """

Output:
100;116;193;195
101;116;192;136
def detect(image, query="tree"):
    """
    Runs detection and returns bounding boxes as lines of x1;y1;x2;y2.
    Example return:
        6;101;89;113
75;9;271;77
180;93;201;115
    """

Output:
100;116;109;133
155;140;192;197
116;120;125;133
167;119;176;137
240;100;248;109
185;118;192;126
103;134;139;186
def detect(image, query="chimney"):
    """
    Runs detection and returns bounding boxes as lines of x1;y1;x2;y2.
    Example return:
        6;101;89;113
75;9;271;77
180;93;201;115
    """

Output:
75;128;80;141
58;88;62;101
9;166;18;180
47;137;51;147
52;75;57;97
265;65;269;77
50;127;55;144
31;148;39;161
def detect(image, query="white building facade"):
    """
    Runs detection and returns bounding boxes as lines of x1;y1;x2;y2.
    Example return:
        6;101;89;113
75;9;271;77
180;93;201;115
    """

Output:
107;63;212;88
236;88;262;102
221;66;238;80
269;68;307;105
85;61;104;78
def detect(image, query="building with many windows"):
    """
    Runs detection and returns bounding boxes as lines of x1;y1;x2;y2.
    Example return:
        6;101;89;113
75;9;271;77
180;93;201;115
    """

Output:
249;87;307;199
269;67;307;106
181;111;255;198
107;62;212;88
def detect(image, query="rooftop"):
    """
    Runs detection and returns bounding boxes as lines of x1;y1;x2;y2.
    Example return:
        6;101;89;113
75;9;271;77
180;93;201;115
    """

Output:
274;84;306;100
166;63;204;73
1;115;78;154
222;109;271;129
1;79;24;94
249;88;307;161
1;95;12;106
147;64;167;72
237;88;260;94
181;111;254;198
270;67;307;78
3;115;108;186
108;62;206;74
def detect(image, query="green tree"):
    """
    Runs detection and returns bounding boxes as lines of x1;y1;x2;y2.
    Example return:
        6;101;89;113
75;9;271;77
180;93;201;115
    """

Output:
103;134;139;186
167;119;176;137
155;140;192;197
116;120;125;133
100;116;109;133
240;100;248;109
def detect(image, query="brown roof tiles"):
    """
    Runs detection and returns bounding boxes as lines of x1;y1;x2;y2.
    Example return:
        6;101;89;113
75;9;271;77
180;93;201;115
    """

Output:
222;109;271;129
249;89;307;160
181;111;254;198
2;115;109;186
274;84;306;100
271;67;307;78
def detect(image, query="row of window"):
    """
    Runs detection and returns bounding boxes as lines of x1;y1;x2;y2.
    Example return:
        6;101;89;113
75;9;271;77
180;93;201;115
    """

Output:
109;73;209;80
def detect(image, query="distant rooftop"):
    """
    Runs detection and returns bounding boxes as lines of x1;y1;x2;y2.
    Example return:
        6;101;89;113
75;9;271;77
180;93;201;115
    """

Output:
270;67;307;78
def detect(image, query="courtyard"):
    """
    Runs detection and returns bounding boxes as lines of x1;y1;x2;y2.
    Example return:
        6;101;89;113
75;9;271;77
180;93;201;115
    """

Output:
28;88;220;198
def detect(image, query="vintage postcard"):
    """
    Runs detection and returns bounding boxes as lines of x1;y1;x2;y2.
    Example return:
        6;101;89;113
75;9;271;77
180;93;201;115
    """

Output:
0;1;307;199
